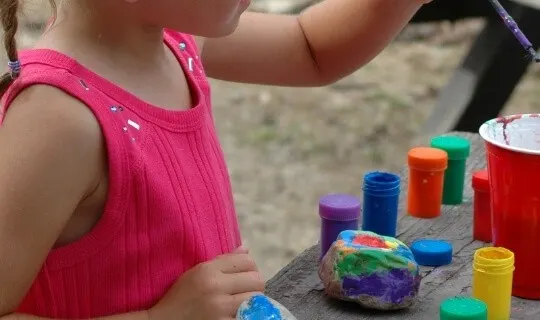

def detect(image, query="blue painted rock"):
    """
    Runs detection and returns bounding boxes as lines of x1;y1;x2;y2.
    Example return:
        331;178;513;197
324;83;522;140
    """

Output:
319;230;421;310
237;294;297;320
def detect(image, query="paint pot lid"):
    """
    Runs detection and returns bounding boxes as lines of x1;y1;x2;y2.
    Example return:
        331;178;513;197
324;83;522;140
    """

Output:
411;239;453;267
472;170;489;191
440;297;487;320
319;194;361;221
430;136;471;160
408;147;448;171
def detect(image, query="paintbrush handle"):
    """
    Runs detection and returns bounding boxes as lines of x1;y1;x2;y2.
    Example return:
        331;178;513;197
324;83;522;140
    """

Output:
488;0;534;49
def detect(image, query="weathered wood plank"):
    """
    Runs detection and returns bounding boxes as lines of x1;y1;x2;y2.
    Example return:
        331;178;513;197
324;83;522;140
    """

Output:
266;132;540;319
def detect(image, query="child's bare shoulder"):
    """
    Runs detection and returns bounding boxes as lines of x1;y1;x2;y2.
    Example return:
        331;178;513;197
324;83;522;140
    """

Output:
1;83;103;197
4;84;101;137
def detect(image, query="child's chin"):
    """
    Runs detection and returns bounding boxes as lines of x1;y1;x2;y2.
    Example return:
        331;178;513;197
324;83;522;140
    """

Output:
204;21;241;38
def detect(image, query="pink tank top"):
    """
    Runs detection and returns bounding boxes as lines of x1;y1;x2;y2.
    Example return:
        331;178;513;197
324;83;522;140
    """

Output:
1;31;241;318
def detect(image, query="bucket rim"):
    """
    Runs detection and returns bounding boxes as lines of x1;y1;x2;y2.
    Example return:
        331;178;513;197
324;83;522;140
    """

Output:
479;114;540;155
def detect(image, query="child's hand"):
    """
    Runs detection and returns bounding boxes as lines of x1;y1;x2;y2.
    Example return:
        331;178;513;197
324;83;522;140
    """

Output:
149;247;265;320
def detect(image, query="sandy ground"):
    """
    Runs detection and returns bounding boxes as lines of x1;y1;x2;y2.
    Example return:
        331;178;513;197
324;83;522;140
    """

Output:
4;2;540;279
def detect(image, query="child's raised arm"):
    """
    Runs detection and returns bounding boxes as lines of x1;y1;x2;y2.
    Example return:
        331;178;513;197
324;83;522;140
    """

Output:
202;0;428;86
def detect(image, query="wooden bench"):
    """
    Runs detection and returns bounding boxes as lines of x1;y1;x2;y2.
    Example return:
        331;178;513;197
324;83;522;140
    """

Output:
418;0;540;135
265;132;540;319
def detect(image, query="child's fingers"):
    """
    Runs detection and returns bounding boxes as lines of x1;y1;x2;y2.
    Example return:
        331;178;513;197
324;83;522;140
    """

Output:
218;253;258;273
222;271;265;295
233;245;249;254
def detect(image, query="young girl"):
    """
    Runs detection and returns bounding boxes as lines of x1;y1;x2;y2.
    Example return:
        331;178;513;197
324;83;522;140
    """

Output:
0;0;430;319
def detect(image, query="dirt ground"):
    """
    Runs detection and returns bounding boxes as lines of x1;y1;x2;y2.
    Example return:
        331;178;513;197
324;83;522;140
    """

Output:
5;2;540;279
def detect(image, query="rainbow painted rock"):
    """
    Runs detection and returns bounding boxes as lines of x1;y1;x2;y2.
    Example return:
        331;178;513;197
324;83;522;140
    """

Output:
237;294;297;320
319;230;421;310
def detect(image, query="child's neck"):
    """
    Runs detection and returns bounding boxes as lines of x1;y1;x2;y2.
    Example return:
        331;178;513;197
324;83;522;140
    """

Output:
37;3;169;74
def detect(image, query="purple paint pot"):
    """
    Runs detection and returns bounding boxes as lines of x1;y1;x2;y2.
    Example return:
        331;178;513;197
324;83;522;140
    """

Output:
319;194;361;259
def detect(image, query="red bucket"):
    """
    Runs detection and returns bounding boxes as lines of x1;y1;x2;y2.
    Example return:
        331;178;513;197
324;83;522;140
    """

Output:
479;114;540;299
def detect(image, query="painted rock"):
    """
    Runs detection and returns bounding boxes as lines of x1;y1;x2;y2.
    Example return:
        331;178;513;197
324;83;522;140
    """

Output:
319;230;421;310
237;294;297;320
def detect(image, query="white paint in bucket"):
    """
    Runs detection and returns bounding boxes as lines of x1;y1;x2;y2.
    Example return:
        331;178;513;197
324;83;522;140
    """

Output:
479;114;540;155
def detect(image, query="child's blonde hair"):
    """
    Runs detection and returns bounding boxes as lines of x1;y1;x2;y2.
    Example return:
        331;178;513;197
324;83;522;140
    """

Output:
0;0;56;96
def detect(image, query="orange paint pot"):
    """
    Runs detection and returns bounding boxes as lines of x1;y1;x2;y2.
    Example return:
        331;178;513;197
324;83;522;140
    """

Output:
407;147;448;219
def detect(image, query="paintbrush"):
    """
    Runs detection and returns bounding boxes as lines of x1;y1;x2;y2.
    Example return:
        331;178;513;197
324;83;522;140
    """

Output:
488;0;540;62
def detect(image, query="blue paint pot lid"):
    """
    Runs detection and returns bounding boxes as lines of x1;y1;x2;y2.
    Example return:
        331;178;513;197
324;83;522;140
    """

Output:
411;239;453;267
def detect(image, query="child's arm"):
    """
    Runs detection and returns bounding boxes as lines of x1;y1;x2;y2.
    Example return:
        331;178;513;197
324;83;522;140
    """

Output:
202;0;427;86
0;86;110;318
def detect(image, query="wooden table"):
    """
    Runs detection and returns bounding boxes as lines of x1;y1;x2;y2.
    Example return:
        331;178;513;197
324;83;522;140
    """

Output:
266;132;540;319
